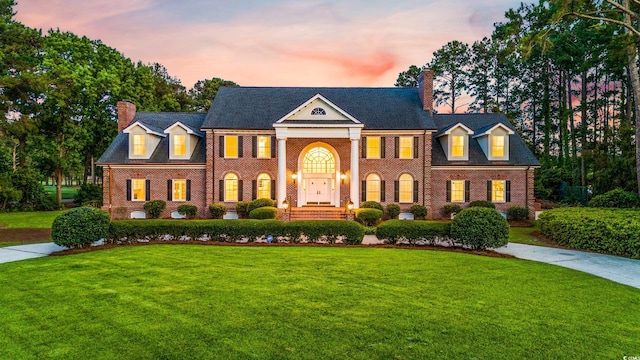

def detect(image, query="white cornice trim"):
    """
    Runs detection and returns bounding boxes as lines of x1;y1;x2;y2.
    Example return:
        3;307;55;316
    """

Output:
99;164;206;169
431;166;539;171
435;123;474;138
212;129;276;135
275;94;361;124
361;130;433;135
472;123;515;138
164;122;203;137
273;123;364;129
122;121;166;137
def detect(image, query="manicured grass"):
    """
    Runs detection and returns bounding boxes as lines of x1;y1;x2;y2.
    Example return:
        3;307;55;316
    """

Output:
509;225;545;246
0;239;51;248
43;185;78;200
0;246;638;359
0;211;65;228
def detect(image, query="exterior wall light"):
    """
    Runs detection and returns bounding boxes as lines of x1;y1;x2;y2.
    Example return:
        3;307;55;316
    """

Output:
292;172;298;184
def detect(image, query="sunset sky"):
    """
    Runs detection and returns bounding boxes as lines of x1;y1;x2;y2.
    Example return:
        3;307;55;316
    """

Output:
15;0;523;88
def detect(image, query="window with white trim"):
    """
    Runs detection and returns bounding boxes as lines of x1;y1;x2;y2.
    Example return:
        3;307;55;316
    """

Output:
366;137;381;159
133;134;146;156
132;179;145;201
366;174;381;202
492;180;505;202
225;173;239;202
257;136;270;159
399;174;413;203
399;137;413;159
451;135;464;157
173;179;186;201
173;134;187;157
257;173;271;199
225;136;239;158
491;135;505;157
451;180;465;203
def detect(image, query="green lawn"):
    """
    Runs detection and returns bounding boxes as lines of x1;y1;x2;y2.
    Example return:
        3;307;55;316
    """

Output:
43;185;78;200
0;246;638;359
0;211;65;228
509;225;545;245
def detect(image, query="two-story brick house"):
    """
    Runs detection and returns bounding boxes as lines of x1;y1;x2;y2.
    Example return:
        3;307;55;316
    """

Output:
98;70;539;219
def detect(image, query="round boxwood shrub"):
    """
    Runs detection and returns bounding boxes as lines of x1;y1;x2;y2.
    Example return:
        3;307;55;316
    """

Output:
248;198;277;213
469;200;495;209
450;207;509;250
588;188;640;208
209;203;227;219
143;200;166;219
52;207;111;248
409;204;427;219
356;208;383;226
249;206;278;219
507;206;529;220
235;201;250;218
443;204;463;216
385;203;401;219
361;201;384;212
177;204;198;219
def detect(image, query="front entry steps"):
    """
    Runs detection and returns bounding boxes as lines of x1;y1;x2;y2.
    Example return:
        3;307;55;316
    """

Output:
289;207;346;221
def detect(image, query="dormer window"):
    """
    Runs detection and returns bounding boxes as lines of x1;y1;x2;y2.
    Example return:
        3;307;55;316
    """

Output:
451;135;464;157
173;134;187;157
491;135;505;157
124;122;165;160
436;123;473;161
473;123;514;161
311;107;326;115
133;134;146;156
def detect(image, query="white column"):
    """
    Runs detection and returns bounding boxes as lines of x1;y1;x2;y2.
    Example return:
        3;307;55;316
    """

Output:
277;137;287;208
350;138;359;208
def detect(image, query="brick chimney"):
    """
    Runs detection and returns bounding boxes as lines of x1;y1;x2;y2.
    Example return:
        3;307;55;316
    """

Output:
117;101;137;132
417;69;434;114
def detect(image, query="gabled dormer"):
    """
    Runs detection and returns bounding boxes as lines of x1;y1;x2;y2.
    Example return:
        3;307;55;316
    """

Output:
436;123;474;161
473;123;514;161
122;122;165;160
163;122;203;160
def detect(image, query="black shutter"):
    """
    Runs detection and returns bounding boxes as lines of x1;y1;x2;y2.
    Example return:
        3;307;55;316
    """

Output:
381;137;386;158
413;180;419;203
394;181;399;202
271;136;276;158
252;136;257;158
145;180;151;201
219;180;224;201
413;136;419;158
271;180;276;199
186;180;191;201
394;137;399;158
252;180;257;200
465;180;470;202
126;179;131;201
361;180;366;202
361;137;367;158
238;136;243;158
506;180;511;202
487;181;492;201
219;136;224;157
381;180;386;202
238;180;243;201
167;180;172;201
446;180;451;202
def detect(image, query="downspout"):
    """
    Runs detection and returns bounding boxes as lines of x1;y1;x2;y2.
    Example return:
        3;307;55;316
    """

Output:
525;166;530;209
422;130;427;206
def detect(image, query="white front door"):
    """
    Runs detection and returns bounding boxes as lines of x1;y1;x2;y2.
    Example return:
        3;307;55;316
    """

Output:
306;178;332;204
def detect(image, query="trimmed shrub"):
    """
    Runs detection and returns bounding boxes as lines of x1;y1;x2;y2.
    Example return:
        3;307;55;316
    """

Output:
450;207;509;250
385;203;401;220
209;203;227;219
74;183;103;207
356;208;383;226
469;200;496;209
177;204;198;219
52;207;110;248
409;204;427;219
443;204;463;216
286;220;365;244
376;220;451;245
588;188;640;209
235;201;250;219
144;200;166;219
539;208;640;259
248;198;277;213
249;206;278;219
361;201;384;212
507;206;529;220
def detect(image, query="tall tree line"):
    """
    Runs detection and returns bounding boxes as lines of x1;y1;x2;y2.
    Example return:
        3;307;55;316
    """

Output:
0;0;237;207
397;0;639;201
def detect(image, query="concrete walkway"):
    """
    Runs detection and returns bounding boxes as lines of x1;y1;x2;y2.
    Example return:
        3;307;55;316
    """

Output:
496;243;640;289
0;243;66;264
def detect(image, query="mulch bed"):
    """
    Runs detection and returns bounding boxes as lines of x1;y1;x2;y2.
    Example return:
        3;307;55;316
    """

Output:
0;228;52;242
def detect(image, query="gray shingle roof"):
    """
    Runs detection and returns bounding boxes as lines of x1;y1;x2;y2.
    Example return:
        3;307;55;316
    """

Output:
432;114;540;166
203;87;436;130
97;112;206;164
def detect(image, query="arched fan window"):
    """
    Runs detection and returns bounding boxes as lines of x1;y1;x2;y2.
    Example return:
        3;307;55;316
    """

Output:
311;107;326;115
303;147;335;174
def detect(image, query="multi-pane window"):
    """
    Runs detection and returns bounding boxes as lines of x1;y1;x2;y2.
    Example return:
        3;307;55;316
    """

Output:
311;107;326;115
257;136;270;158
225;173;239;201
132;179;145;201
303;147;335;174
399;137;413;159
257;173;271;199
225;136;239;158
452;135;464;157
173;134;186;157
366;174;381;202
399;174;413;203
366;137;381;159
133;134;145;156
451;180;465;202
173;179;186;201
492;180;505;202
492;135;505;157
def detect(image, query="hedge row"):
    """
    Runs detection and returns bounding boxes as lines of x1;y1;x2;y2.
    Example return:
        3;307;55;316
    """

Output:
538;208;640;259
376;220;451;245
108;219;364;245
